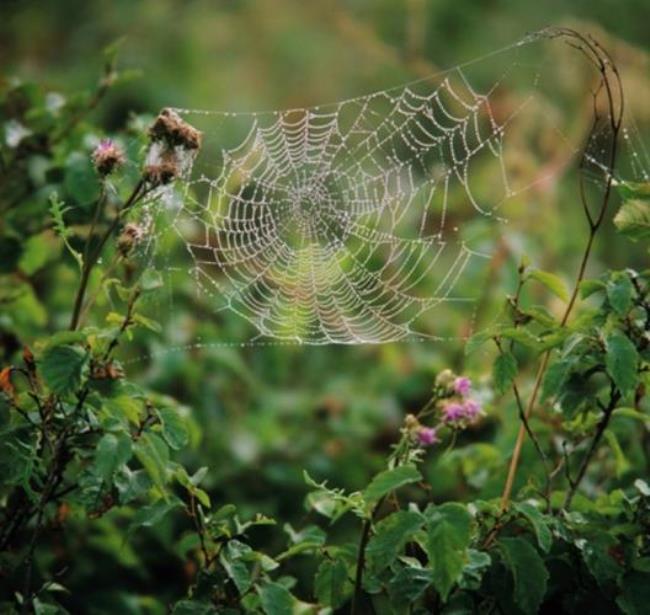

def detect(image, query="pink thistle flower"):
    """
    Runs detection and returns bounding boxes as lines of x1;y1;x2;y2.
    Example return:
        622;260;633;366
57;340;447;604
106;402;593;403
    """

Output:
463;399;482;421
453;376;471;397
442;402;466;423
92;139;125;176
417;426;439;447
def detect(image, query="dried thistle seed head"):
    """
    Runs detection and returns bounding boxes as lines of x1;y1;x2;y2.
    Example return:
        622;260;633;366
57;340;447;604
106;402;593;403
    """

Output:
117;223;144;256
92;139;125;175
143;160;178;186
149;108;202;150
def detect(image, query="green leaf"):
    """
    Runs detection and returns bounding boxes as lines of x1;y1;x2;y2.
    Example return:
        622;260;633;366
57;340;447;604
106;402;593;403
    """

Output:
514;502;552;553
607;272;634;316
40;344;88;395
527;269;569;302
221;540;254;594
616;180;650;200
541;358;572;402
493;351;518;395
579;279;606;299
157;407;189;450
366;510;424;573
314;558;349;609
172;600;218;615
498;537;548;615
134;432;170;490
19;233;56;275
614;198;650;241
129;497;182;532
258;581;294;615
464;329;493;355
64;151;101;204
603;429;631;478
458;549;492;590
363;465;422;505
617;572;650;615
387;566;431;608
94;432;132;481
579;530;624;586
424;503;472;601
605;331;639;396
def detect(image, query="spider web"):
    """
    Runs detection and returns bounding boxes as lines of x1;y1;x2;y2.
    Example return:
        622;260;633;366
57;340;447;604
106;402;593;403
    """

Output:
137;34;646;348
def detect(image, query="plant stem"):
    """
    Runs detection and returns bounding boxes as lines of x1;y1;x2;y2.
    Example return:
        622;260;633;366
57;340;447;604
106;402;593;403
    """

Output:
351;496;384;615
499;28;623;511
563;389;620;509
70;179;145;331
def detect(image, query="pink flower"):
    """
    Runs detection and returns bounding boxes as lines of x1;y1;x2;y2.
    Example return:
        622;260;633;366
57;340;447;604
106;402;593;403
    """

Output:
463;399;482;421
453;376;471;397
442;402;466;423
417;426;439;447
92;139;125;175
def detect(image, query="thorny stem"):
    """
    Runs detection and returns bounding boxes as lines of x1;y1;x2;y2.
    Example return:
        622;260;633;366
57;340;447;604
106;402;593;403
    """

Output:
499;28;624;512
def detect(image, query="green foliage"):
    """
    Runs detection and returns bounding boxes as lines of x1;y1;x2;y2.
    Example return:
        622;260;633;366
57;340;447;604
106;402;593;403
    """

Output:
0;26;648;615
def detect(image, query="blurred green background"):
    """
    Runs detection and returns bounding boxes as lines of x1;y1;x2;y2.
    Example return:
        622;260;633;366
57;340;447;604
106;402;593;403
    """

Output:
1;0;649;609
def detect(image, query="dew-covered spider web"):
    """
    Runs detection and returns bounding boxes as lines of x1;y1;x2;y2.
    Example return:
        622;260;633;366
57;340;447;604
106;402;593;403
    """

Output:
134;31;648;349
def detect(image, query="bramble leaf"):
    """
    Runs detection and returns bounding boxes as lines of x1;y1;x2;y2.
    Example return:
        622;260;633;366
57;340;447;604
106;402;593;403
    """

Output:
498;537;548;615
41;344;88;395
94;432;132;481
493;351;518;395
605;331;639;396
527;269;569;302
363;464;422;504
607;271;634;316
366;510;424;573
614;198;650;241
314;558;349;609
424;503;472;600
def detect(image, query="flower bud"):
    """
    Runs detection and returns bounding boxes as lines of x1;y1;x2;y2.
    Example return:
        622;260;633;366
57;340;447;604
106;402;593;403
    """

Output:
435;368;455;389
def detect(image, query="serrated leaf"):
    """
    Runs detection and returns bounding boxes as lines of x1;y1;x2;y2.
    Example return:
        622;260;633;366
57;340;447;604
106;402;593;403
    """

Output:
579;279;607;299
541;358;572;402
157;407;189;450
366;510;424;573
498;537;548;615
614;198;650;241
314;558;349;609
464;329;493;355
94;432;132;481
424;503;472;601
221;540;253;594
387;566;431;607
258;581;294;615
527;269;569;302
129;497;181;532
40;344;88;395
493;351;518;395
607;272;634;316
134;432;169;490
514;502;552;553
605;332;639;396
363;464;422;504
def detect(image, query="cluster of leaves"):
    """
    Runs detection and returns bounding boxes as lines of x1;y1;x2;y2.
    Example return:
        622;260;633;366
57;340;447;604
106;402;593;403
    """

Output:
0;43;649;615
